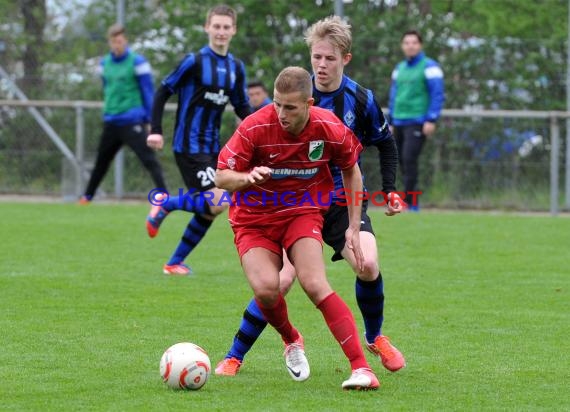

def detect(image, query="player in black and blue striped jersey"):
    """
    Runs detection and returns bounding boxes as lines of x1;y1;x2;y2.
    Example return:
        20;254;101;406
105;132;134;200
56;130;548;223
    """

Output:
313;73;396;208
216;16;406;378
146;5;252;275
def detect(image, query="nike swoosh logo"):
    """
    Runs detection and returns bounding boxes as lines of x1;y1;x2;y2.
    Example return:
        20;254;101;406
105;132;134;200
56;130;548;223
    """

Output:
287;366;301;378
269;153;280;159
340;335;353;345
312;229;319;234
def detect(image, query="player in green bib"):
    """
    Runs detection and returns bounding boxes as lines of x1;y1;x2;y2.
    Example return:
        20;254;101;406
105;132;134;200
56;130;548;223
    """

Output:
80;24;167;203
389;30;445;211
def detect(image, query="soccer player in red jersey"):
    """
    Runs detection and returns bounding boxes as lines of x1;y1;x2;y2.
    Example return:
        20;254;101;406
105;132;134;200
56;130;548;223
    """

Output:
216;16;405;379
215;66;379;390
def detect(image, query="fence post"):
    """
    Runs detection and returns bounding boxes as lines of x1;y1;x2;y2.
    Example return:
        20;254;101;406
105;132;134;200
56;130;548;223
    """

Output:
114;0;126;200
566;116;570;209
114;149;124;198
75;104;85;197
550;115;560;216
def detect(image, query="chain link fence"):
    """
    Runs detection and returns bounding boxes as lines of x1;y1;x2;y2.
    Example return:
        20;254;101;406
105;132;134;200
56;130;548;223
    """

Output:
2;1;569;214
362;111;569;213
0;94;568;213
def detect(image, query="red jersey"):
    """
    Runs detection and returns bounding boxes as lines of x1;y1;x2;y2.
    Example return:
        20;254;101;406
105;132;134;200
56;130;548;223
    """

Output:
217;104;362;226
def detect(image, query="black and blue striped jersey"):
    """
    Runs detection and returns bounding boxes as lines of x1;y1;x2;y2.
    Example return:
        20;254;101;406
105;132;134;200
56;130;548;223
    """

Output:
161;46;250;155
313;75;396;197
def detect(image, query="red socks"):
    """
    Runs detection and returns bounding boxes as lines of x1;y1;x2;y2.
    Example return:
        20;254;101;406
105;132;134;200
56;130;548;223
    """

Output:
255;291;369;372
255;294;300;344
317;292;369;371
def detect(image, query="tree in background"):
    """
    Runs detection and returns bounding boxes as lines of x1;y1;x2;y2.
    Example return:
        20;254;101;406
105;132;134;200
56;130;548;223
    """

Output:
0;0;46;96
0;0;566;206
1;0;567;108
21;0;47;95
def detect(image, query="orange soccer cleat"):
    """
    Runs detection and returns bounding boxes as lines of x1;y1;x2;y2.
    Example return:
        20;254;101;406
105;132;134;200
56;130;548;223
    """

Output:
366;335;406;372
146;204;169;238
78;196;91;205
162;262;192;276
215;357;242;376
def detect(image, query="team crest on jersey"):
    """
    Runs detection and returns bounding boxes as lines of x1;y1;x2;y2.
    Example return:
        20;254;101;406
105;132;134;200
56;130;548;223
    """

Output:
308;140;324;161
344;110;355;127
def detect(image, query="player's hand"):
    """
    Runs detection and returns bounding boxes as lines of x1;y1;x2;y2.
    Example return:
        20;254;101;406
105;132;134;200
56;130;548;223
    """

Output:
422;121;436;137
147;134;164;150
247;166;272;185
385;192;405;216
345;227;364;273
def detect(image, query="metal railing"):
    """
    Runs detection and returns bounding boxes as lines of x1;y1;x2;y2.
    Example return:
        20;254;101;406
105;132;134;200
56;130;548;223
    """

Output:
0;99;569;215
440;108;570;215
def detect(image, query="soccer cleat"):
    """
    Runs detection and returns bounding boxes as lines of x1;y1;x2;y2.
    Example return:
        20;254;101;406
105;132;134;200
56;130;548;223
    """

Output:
163;263;192;276
214;357;242;376
341;368;380;391
366;335;406;372
283;334;310;382
146;204;169;238
78;196;91;205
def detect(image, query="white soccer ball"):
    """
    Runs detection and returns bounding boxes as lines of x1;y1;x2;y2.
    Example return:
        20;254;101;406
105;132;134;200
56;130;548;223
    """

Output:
160;342;211;390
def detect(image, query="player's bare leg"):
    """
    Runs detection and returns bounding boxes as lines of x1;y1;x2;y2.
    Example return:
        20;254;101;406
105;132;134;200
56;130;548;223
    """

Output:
241;247;309;382
289;237;379;390
215;250;296;376
279;251;297;295
342;231;379;280
341;231;405;372
241;247;281;305
288;238;333;305
202;187;230;217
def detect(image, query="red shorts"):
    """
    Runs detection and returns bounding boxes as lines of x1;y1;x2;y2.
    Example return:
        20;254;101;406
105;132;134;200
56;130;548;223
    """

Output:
233;213;324;258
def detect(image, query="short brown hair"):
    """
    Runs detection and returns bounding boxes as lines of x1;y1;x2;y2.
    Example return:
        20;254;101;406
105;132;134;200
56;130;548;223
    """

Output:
107;23;125;38
206;4;237;26
305;15;352;56
402;30;423;43
274;67;313;100
248;80;268;92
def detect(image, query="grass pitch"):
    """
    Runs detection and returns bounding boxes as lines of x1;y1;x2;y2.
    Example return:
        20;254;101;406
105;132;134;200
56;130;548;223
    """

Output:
0;202;568;411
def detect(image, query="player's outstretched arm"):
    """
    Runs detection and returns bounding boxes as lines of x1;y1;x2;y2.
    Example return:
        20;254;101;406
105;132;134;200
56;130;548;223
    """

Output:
340;163;364;272
147;85;173;150
215;166;271;192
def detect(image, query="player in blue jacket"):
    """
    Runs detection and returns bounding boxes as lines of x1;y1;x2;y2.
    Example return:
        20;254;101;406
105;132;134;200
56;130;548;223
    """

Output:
80;24;166;203
389;30;445;210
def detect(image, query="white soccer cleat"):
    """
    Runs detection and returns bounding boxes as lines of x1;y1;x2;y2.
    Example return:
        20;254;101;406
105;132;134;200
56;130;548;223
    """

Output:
341;368;380;391
283;335;310;382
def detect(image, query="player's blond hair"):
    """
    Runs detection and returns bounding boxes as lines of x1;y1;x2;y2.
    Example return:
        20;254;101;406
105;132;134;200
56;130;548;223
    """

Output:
107;24;126;39
274;67;313;100
305;15;352;56
206;4;237;26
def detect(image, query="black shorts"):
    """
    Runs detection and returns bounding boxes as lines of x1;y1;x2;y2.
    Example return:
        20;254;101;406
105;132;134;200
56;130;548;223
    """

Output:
322;200;375;262
174;152;218;192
